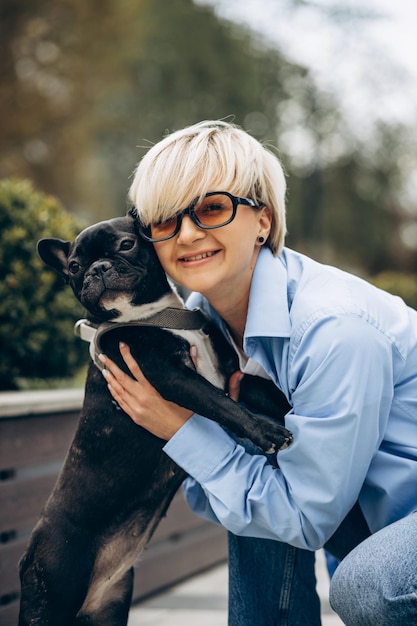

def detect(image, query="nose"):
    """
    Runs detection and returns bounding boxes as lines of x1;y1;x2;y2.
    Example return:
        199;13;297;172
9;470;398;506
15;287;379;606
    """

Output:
91;260;112;276
176;215;205;244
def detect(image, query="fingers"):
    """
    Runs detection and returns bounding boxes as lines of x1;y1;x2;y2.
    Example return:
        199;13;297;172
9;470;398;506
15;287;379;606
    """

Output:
100;361;134;412
190;345;198;369
101;342;145;382
228;371;244;402
97;344;193;439
99;343;148;391
99;347;156;427
118;341;146;379
102;368;128;412
98;344;146;415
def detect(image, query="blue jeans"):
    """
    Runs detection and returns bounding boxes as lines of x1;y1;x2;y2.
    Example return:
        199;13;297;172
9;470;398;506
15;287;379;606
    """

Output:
226;437;320;625
228;533;320;626
225;431;373;625
226;435;371;625
329;512;417;625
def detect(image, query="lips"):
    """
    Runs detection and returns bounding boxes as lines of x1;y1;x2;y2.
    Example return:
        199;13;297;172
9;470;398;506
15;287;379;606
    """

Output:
179;250;219;262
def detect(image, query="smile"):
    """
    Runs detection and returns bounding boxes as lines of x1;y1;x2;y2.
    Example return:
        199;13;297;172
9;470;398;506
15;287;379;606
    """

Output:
180;250;218;262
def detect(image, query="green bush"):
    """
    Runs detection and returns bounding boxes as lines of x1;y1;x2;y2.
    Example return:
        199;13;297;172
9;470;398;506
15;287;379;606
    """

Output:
371;271;417;311
0;178;88;390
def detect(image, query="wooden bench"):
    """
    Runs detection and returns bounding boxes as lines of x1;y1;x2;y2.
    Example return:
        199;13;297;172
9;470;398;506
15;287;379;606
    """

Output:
0;389;227;625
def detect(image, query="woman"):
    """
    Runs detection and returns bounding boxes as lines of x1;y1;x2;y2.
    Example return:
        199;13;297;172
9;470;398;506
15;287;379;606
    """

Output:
100;120;417;625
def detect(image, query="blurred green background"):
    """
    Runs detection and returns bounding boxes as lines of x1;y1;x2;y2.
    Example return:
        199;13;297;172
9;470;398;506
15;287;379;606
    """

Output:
1;0;417;388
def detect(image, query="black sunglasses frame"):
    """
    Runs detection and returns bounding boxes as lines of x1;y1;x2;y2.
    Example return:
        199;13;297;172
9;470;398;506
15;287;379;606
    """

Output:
137;191;261;243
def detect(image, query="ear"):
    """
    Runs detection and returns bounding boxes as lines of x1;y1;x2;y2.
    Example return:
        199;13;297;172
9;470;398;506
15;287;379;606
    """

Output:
258;205;273;239
37;238;72;278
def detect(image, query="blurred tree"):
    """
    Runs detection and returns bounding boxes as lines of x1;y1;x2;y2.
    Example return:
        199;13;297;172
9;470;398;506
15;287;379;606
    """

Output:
276;73;410;273
0;0;306;219
103;0;301;206
0;0;415;276
371;271;417;311
0;178;87;390
0;0;146;215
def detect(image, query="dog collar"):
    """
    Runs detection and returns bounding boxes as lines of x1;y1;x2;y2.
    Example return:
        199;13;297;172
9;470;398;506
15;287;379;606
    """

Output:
74;307;209;371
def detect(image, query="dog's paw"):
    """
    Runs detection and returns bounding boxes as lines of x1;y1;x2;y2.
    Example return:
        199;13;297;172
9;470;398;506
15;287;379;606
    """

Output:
253;422;293;454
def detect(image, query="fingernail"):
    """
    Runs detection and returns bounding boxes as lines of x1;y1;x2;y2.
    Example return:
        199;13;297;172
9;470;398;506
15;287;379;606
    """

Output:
119;342;126;349
102;368;108;378
98;353;106;363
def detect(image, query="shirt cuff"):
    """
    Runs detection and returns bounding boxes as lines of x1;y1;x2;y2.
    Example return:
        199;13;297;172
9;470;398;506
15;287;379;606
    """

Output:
163;414;236;482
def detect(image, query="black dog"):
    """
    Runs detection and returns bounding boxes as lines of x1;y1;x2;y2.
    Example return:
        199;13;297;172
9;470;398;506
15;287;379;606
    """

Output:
18;211;293;625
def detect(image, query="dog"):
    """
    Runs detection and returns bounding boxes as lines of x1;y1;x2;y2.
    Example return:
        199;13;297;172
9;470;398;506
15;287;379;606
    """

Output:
18;211;293;625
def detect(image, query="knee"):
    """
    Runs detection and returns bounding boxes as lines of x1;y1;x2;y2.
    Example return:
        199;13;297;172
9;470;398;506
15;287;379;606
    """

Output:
329;551;373;625
329;544;417;626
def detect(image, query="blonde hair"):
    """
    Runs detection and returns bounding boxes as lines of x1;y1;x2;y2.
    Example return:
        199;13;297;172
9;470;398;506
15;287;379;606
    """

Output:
129;120;287;255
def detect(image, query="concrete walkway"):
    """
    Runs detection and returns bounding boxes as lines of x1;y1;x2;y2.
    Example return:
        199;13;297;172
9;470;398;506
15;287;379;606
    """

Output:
128;549;343;625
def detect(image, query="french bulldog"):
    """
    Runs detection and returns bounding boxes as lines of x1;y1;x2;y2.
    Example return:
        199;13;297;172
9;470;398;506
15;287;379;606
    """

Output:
18;210;293;625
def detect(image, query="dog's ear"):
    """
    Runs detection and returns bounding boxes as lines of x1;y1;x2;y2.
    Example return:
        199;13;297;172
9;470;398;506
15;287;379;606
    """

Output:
127;205;138;220
127;205;148;240
37;238;72;278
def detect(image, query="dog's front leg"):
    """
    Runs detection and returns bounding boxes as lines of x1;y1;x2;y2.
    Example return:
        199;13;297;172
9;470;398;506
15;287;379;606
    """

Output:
147;365;293;453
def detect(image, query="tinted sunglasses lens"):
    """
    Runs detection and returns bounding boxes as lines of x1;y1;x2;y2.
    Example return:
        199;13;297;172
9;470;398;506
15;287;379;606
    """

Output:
149;215;178;241
194;193;234;227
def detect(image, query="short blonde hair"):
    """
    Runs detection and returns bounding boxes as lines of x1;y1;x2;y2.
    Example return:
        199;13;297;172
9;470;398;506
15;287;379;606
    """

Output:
129;120;287;255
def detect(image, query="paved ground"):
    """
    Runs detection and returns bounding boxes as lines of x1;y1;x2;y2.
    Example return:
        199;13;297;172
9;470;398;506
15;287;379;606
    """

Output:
128;549;344;625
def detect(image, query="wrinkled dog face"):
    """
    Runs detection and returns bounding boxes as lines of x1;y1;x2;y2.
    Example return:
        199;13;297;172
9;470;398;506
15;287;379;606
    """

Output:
66;219;146;317
38;215;168;322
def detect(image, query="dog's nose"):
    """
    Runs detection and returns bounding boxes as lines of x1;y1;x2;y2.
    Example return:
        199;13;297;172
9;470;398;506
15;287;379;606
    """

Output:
91;260;113;276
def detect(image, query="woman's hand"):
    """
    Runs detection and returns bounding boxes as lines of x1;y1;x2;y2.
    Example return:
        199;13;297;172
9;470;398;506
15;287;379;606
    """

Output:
99;342;193;440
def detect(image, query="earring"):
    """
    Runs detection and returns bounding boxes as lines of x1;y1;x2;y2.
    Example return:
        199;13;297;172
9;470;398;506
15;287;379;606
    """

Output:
258;236;265;244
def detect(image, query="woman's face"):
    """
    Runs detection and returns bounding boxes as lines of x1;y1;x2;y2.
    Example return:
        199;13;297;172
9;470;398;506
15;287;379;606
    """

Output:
153;192;272;307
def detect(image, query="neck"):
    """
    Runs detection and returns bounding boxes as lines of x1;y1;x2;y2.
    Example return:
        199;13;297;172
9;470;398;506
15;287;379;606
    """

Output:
203;267;256;351
223;312;246;350
209;290;249;350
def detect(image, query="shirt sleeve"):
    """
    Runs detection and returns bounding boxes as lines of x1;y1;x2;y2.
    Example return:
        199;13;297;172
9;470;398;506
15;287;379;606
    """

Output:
164;312;396;550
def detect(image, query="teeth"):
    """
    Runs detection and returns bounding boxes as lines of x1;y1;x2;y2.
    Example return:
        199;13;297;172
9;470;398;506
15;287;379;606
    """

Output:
183;251;215;262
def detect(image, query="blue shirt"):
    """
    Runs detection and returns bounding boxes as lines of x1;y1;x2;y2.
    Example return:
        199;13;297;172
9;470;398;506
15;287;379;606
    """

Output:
163;247;417;550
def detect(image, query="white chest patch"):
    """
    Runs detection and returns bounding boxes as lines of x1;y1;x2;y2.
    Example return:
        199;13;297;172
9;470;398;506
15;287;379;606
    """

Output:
105;292;182;323
169;328;225;390
95;288;226;389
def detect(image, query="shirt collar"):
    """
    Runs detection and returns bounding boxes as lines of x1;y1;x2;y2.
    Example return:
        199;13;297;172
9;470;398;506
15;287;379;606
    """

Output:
244;246;291;342
186;246;292;345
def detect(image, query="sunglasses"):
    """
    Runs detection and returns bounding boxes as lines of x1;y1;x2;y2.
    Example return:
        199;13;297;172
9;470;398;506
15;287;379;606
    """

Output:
137;191;262;243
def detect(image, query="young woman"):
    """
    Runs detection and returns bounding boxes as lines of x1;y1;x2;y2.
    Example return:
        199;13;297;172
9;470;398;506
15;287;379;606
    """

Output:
100;120;417;625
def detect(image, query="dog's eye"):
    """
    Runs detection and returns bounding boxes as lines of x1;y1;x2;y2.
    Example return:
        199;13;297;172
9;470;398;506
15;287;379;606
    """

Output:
68;261;81;274
119;239;135;251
